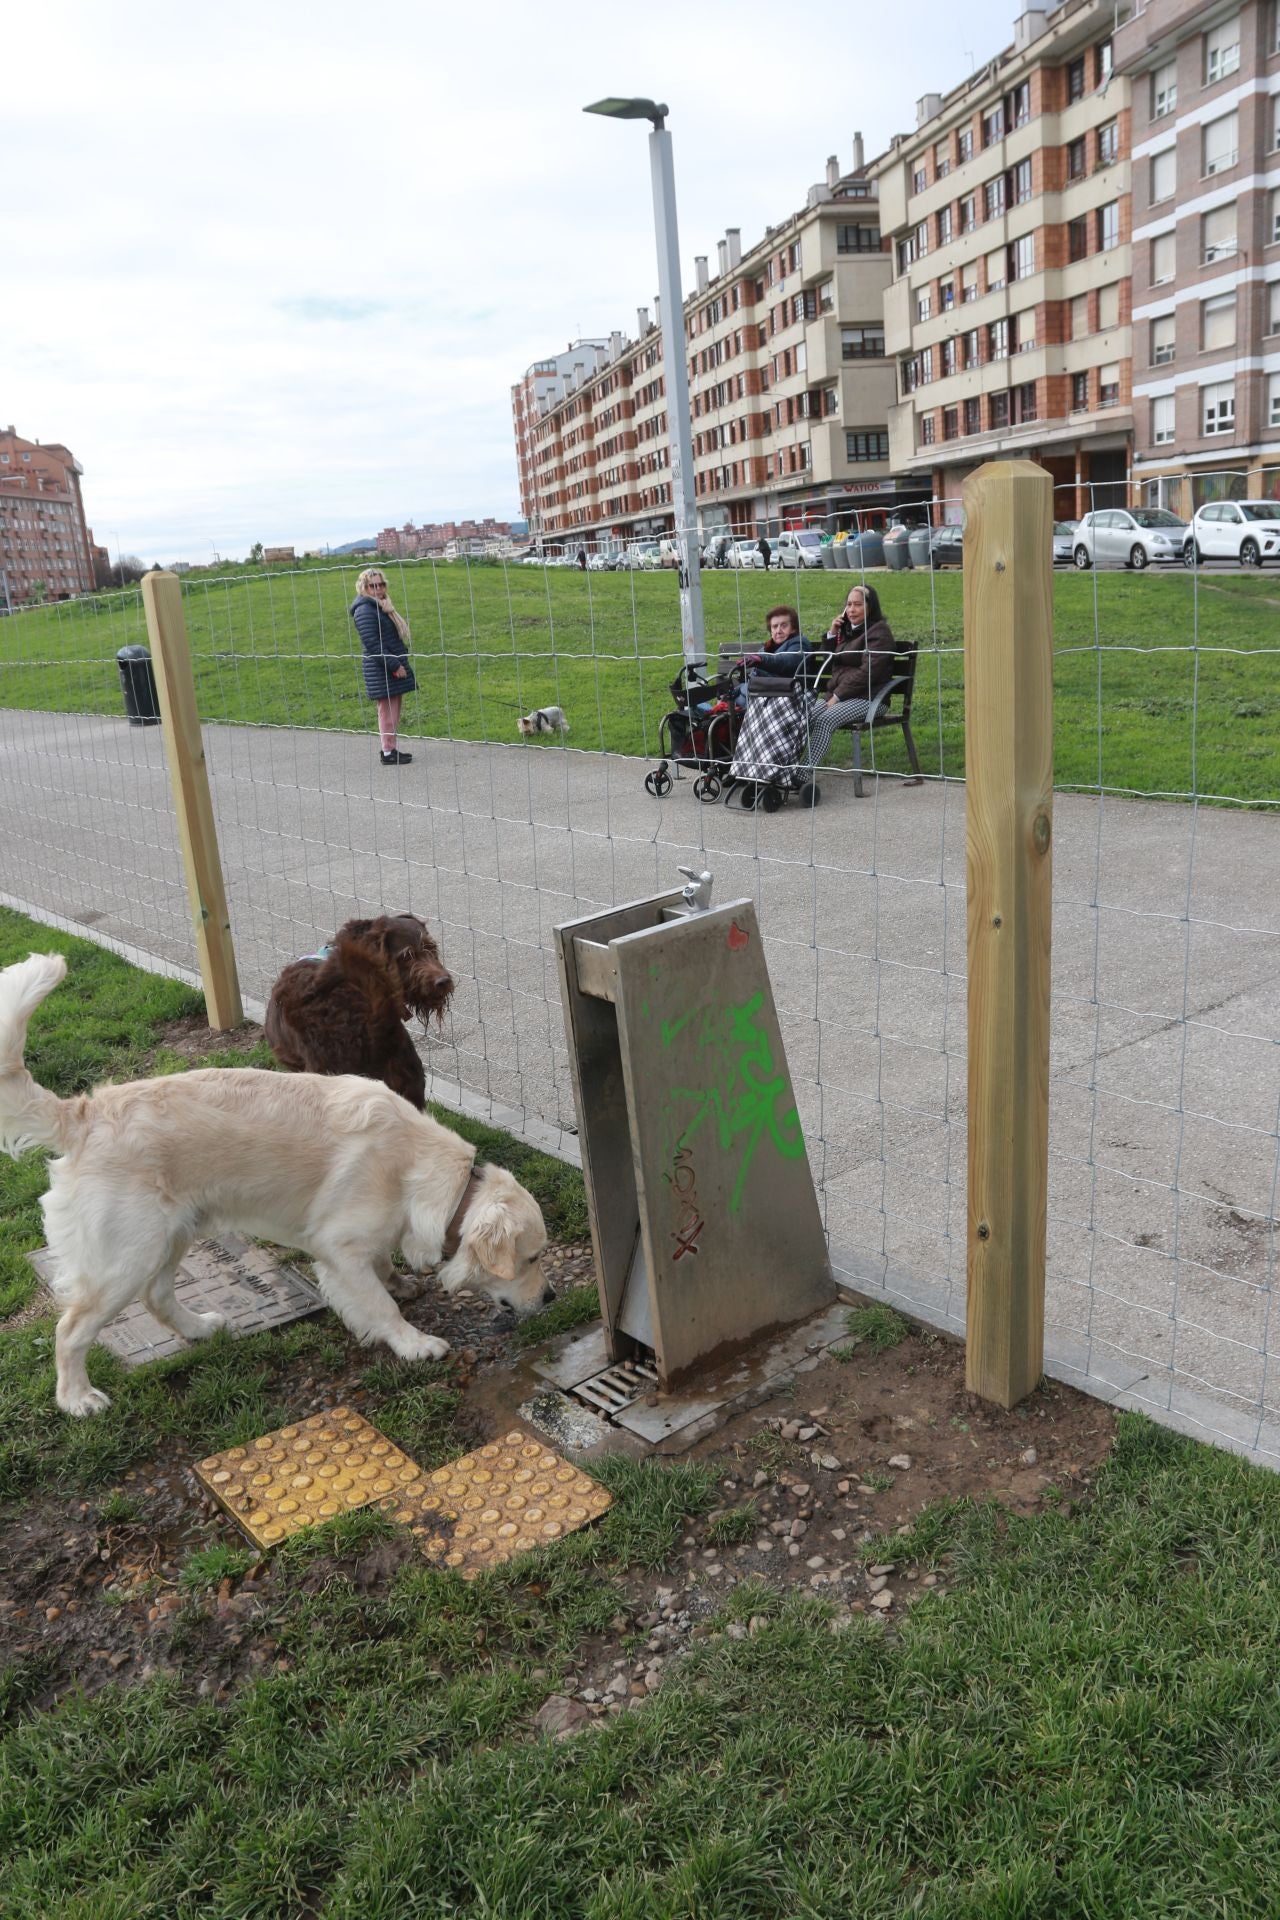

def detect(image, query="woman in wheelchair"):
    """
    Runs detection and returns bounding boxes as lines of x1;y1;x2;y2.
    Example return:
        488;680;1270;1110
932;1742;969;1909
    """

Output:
743;605;812;686
799;583;898;774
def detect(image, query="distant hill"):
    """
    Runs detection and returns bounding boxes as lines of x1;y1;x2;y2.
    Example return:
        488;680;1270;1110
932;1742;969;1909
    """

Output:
330;537;377;554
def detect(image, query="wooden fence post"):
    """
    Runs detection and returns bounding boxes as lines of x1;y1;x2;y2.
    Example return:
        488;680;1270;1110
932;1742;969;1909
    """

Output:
962;460;1053;1408
141;570;243;1030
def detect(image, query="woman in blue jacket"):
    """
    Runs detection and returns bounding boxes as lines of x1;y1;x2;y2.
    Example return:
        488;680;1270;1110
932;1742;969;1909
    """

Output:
351;568;417;766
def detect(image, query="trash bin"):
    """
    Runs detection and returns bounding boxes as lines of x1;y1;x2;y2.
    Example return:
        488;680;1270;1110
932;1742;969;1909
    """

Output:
848;530;885;570
820;543;837;569
908;528;935;570
117;644;161;726
833;540;851;570
883;525;913;571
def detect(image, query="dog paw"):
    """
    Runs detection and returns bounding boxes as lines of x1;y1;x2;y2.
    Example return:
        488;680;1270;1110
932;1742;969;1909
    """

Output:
190;1310;228;1340
60;1385;111;1418
389;1328;450;1364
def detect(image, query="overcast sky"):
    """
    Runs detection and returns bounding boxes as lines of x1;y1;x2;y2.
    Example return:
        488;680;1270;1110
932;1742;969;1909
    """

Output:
8;0;1019;562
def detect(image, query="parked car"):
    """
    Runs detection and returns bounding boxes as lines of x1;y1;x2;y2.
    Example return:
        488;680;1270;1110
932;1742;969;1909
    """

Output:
701;533;734;568
1072;508;1188;570
774;529;825;569
727;540;766;569
586;551;612;571
615;543;662;570
658;537;682;568
1183;499;1280;568
1052;520;1078;565
929;525;965;568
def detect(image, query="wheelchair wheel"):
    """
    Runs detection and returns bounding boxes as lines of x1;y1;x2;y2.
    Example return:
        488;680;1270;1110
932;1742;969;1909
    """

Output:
759;784;783;813
799;780;820;808
693;772;722;803
644;763;673;798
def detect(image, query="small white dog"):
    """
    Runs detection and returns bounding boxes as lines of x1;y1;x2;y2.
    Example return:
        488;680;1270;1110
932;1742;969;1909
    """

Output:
0;953;553;1417
517;706;570;738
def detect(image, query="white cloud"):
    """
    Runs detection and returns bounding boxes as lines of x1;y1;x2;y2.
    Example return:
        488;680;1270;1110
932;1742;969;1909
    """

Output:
5;0;1018;561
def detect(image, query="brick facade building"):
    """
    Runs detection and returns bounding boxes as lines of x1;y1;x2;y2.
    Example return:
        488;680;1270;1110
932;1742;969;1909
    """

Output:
1117;0;1280;511
0;427;98;604
872;0;1134;519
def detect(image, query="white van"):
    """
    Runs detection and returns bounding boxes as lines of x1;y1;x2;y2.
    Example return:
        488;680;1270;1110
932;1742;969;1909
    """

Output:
774;529;825;569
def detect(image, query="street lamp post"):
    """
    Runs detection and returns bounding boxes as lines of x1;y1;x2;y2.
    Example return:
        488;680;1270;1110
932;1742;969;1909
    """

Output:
585;96;706;670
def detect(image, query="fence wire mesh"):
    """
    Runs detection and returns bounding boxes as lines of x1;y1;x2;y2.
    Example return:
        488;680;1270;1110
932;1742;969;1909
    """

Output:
1;486;1277;1463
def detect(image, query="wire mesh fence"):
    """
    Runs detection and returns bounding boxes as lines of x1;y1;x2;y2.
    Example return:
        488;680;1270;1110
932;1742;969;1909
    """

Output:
1;481;1277;1461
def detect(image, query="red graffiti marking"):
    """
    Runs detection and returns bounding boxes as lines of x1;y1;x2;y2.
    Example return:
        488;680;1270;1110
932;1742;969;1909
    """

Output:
727;920;750;951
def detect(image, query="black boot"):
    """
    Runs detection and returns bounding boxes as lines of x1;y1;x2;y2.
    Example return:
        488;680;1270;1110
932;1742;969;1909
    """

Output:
380;748;412;766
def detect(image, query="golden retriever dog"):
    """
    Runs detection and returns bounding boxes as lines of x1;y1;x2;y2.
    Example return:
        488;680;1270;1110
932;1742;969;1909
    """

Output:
0;953;553;1417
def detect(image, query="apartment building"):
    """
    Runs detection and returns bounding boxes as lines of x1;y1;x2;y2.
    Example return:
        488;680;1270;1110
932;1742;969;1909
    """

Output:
1117;0;1280;510
377;516;514;558
515;144;919;547
511;341;612;533
0;427;97;603
872;0;1134;518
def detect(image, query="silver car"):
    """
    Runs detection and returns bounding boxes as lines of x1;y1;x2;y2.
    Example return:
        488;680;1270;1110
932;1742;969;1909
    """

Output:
1072;508;1188;570
727;540;766;569
1052;521;1078;565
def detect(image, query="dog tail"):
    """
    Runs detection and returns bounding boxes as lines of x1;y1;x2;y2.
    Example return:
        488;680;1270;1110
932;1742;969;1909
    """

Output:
0;953;81;1156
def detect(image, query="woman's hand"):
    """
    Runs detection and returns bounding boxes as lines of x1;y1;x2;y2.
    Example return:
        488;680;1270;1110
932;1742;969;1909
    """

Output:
827;694;838;708
393;665;408;679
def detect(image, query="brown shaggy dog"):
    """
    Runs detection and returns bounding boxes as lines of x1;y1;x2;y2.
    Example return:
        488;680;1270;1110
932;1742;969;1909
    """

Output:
264;914;453;1111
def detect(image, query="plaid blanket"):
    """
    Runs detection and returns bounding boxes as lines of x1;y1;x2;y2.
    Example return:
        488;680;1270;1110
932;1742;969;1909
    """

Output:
730;683;815;784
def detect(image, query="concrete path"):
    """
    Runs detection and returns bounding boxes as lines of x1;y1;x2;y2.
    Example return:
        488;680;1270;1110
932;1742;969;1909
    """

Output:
2;706;1277;1460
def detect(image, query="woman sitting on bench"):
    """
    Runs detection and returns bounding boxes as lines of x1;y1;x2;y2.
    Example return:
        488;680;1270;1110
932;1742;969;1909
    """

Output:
799;583;898;774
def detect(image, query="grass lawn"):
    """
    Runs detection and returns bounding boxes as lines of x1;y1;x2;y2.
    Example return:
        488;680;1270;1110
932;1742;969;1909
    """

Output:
2;559;1278;803
4;912;1280;1913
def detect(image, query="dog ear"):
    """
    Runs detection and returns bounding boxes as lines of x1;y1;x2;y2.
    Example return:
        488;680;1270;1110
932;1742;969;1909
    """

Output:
465;1195;518;1282
379;917;427;967
338;918;375;945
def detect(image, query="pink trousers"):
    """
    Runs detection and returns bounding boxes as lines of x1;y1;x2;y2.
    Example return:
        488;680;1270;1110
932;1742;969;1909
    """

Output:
375;694;402;752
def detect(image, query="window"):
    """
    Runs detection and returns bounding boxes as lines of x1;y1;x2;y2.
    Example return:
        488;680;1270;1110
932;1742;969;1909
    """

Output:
1097;201;1120;250
841;324;884;361
989;317;1010;360
1206;15;1240;83
1009;233;1035;280
983;105;1005;146
1017;309;1037;352
1271;282;1280;333
935;139;951;177
1269;374;1280;428
963;328;981;368
1151;148;1175;204
1096;39;1113;86
1067;136;1086;180
990;390;1010;429
1203;381;1235;433
1099;363;1120;407
939;337;956;376
1152;60;1177;118
1202;292;1236;352
940;278;956;310
958;127;974;162
913;167;928;194
985;177;1007;219
838;223;882;252
1204;112;1238;176
920;346;934;383
917;292;933;322
986;246;1006;291
1151;231;1176;283
1072;370;1089;411
1010;158;1033;205
920;414;936;445
1271;189;1280;244
1007;81;1031;128
1201;204;1237;263
960;193;977;232
1071;293;1089;340
1067;55;1086;102
915;220;930;257
964;396;982;434
1069;216;1090;261
1151;314;1176;364
1098;282;1119;329
1013;381;1037;423
846;430;888;462
943;406;960;440
961;262;979;301
1152;394;1175;444
1097;120;1119;167
937;204;953;244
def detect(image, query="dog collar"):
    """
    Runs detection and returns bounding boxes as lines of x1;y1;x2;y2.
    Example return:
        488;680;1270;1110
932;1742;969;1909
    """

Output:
441;1164;483;1262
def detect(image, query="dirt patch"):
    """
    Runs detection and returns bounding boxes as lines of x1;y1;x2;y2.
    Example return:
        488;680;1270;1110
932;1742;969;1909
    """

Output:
147;1012;267;1065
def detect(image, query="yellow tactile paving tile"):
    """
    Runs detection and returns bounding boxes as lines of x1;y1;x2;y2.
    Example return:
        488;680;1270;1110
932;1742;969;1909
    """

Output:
378;1430;613;1578
194;1407;424;1549
195;1416;612;1574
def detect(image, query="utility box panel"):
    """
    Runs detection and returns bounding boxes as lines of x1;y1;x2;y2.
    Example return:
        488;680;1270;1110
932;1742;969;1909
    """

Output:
556;888;833;1387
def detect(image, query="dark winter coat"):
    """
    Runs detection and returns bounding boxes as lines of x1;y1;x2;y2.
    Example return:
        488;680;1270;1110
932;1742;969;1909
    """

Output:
825;615;899;705
746;629;812;682
351;595;417;701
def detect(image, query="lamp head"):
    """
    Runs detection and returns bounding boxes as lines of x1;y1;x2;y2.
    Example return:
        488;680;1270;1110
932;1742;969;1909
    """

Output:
584;96;668;129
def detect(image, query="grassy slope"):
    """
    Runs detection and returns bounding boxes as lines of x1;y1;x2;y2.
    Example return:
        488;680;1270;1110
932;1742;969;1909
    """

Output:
2;561;1278;801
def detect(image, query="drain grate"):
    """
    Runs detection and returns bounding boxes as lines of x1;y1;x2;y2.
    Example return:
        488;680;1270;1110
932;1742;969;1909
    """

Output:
569;1355;660;1418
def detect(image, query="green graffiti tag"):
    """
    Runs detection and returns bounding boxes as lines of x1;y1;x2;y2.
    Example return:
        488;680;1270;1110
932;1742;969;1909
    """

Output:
661;991;806;1213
